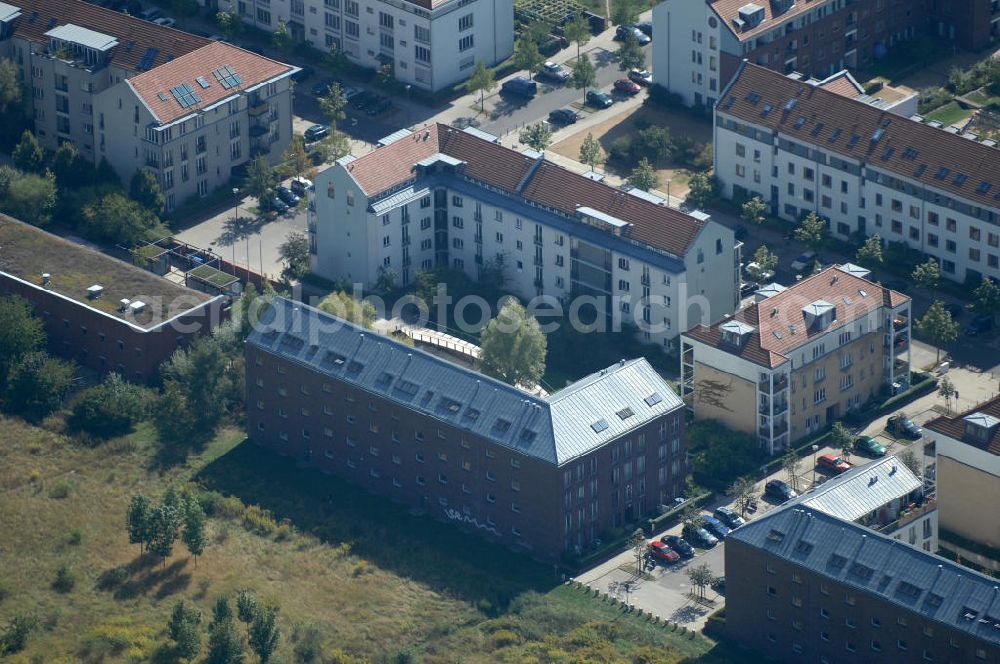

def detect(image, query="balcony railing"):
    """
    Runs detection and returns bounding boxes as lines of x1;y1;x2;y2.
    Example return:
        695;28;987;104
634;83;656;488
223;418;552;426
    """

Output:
875;498;937;535
248;102;269;117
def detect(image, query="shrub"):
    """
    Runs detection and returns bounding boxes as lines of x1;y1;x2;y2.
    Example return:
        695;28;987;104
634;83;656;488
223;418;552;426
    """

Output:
491;628;520;649
645;84;684;109
97;566;129;590
351;559;371;577
66;528;83;546
0;612;39;654
0;578;9;603
608;136;634;163
241;504;278;536
52;564;76;593
216;495;246;520
292;622;326;662
67;374;150;439
48;480;72;499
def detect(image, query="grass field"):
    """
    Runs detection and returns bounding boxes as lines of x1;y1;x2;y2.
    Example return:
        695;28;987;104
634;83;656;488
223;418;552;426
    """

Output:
0;414;733;663
924;101;974;128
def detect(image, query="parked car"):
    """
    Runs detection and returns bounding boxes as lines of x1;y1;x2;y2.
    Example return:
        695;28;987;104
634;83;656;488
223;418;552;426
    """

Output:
682;523;719;548
627;69;653;86
366;97;393;116
276;186;300;207
855;435;887;457
548;108;578;125
714;506;746;529
350;90;376;109
647;541;680;563
745;261;774;282
539;61;570;83
152;16;176;27
965;314;993;336
615;25;651;45
139;7;162;21
790;250;817;271
290;177;313;196
817;454;852;474
711;575;726;593
701;514;732;539
661;535;695;558
635;21;653;37
887;414;922;439
500;76;537;98
765;479;797;503
311;79;338;96
304;124;329;142
586;90;613;108
262;196;289;214
740;281;760;298
291;66;315;83
613;78;641;95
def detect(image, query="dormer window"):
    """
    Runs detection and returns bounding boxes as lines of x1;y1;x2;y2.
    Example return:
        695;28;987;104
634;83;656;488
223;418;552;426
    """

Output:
803;300;836;331
963;412;1000;443
720;320;755;348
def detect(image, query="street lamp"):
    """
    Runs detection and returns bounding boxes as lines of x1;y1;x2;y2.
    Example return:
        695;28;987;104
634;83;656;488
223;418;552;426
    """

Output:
812;444;819;486
405;84;412;130
232;187;240;271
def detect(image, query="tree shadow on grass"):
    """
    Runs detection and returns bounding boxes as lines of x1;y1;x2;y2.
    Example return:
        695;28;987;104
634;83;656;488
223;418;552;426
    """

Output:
195;440;560;608
110;557;191;601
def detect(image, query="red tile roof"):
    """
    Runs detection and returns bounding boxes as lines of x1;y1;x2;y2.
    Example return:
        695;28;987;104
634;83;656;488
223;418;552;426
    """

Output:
710;0;837;41
343;124;708;257
127;41;293;125
926;395;1000;456
816;72;863;99
683;265;909;367
9;0;209;72
719;63;1000;212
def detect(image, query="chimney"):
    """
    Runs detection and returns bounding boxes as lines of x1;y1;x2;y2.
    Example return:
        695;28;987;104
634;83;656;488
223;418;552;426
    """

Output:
87;284;104;300
119;298;131;312
42;273;50;286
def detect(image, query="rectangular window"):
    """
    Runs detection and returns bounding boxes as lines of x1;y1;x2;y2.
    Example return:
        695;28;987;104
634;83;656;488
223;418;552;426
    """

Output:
458;13;473;30
459;35;474;51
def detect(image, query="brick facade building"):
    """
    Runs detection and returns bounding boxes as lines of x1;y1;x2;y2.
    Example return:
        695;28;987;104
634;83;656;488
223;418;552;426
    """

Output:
246;297;688;560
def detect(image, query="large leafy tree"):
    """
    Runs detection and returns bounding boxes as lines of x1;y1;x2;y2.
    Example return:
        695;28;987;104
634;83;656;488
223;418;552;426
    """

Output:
830;422;854;461
157;334;239;444
148;501;181;568
794;211;827;250
249;605;280;664
81;193;158;245
478;299;547;387
0;295;45;382
627;157;659;191
740;196;768;226
611;0;641;26
12;131;44;173
129;168;165;216
0;58;21;115
52;142;88;189
579;133;605;172
318;291;376;329
282;136;311;178
126;494;153;556
570;54;597;99
206;599;245;664
4;351;75;420
917;300;959;363
278;231;310;281
318;83;347;130
466;61;495;114
855;234;884;269
513;34;544;80
1;169;57;227
243;156;279;204
685;172;718;210
183;495;208;564
911;258;941;290
747;245;778;282
972;278;1000;321
617;33;645;72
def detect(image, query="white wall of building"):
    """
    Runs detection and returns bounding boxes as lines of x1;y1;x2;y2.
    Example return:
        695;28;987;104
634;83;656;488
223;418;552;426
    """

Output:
652;0;719;107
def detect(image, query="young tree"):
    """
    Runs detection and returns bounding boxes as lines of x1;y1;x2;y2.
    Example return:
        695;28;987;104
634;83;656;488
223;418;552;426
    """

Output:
207;599;244;664
783;452;801;491
81;193;158;245
318;83;347;130
939;375;956;413
628;529;646;575
12;131;44;173
564;15;591;60
272;19;292;52
917;300;959;363
4;351;75;420
215;7;244;39
126;495;153;556
830;422;854;462
213;597;234;625
972;278;1000;322
912;258;941;290
740;196;768;226
129;168;166;216
627;157;659;191
518;123;552;152
855;234;884;269
478;299;547;387
236;589;259;632
513;34;544;80
52;141;88;189
168;601;203;662
579;133;605;172
278;230;310;281
183;495;208;564
0;295;45;382
686;172;718;210
466;61;495;114
617;33;645;72
611;0;641;26
0;58;21;116
282;136;311;178
728;476;756;518
794;211;827;251
898;449;922;479
318;291;377;329
148;502;181;568
249;605;280;664
686;563;714;600
570;54;597;99
3;170;57;227
747;245;778;283
244;156;279;205
374;266;397;296
325;40;349;73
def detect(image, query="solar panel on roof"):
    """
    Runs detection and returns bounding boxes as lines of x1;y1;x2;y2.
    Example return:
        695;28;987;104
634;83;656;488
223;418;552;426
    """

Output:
213;64;243;90
170;83;201;108
196;76;211;89
138;47;159;70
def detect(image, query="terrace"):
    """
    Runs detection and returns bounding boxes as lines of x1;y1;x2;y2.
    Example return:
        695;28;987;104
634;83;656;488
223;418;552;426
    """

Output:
0;215;212;329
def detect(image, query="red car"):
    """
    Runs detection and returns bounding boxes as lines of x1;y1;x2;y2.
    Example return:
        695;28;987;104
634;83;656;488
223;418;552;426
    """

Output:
614;78;641;95
648;541;680;563
817;454;852;474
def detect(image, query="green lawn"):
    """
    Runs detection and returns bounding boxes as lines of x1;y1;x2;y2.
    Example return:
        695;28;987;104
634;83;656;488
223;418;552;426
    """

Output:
925;101;973;127
0;414;720;663
188;263;239;287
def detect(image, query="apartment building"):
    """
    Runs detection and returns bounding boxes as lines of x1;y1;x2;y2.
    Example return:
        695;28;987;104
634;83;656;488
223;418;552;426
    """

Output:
715;62;1000;285
215;0;513;92
651;0;938;109
311;124;740;350
680;263;911;454
725;506;1000;664
0;0;295;211
933;0;1000;51
925;397;1000;573
797;455;937;553
246;297;688;559
0;215;226;383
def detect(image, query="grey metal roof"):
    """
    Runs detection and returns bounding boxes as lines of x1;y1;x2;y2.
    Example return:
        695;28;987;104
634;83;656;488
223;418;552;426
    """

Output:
730;507;1000;644
377;128;412;147
720;320;756;336
625;187;665;205
576;206;630;229
415;153;464;168
248;298;681;465
964;412;1000;429
837;262;871;279
799;456;921;523
461;126;499;143
755;282;787;298
370;185;430;215
45;24;118;51
803;299;835;316
0;2;21;22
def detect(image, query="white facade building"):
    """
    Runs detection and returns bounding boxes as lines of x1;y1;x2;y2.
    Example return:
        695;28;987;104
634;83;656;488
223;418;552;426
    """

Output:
310;124;740;349
714;62;1000;285
217;0;513;92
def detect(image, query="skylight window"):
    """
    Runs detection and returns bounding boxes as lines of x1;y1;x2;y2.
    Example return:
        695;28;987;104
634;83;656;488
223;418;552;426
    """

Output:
794;115;806;129
811;122;825;136
871;127;885;142
746;91;762;104
896;581;922;598
977;181;991;194
493;418;512;435
902;147;918;160
783;98;797;112
926;593;943;607
794;540;814;555
616;407;635;420
463;407;480;421
395;380;419;397
881;147;894;160
138;47;159;70
761;104;773;117
954;173;967;186
847;134;860;148
830;127;842;141
935;166;950;179
915;164;927;177
196;76;211;89
828;554;847;569
591;419;609;433
644;392;663;407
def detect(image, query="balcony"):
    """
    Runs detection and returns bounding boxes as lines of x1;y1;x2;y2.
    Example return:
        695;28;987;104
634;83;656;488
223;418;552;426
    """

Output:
248;102;269;117
893;316;909;332
759;375;789;393
874;498;937;535
759;421;789;437
534;236;543;246
641;275;651;286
